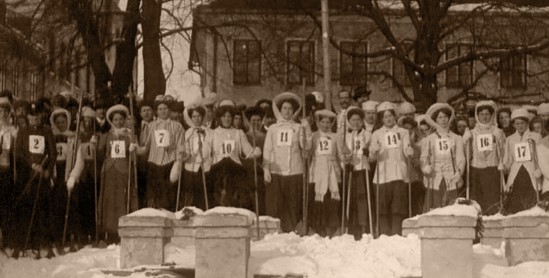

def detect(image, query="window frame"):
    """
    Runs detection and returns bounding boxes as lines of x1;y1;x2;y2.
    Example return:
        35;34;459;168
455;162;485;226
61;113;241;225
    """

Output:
392;42;413;88
232;39;262;86
445;43;474;88
499;50;528;90
339;41;369;86
286;39;316;86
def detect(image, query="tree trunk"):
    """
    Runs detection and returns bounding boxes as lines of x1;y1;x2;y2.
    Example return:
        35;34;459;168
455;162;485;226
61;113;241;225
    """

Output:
142;0;165;102
111;0;141;100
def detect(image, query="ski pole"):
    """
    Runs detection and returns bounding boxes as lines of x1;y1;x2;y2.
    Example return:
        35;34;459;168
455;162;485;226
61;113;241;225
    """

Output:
345;169;353;234
197;130;209;210
529;139;541;203
466;138;471;199
61;190;71;249
364;160;374;235
375;151;380;238
407;156;412;218
23;155;49;252
252;128;260;240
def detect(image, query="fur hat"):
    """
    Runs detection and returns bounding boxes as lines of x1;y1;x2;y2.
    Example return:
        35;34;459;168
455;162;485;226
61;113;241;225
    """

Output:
82;106;96;118
362;101;379;112
537;103;549;116
311;91;325;104
377;102;395;113
106;104;130;127
0;97;12;111
399;102;416;115
511;108;530;122
425;103;455;129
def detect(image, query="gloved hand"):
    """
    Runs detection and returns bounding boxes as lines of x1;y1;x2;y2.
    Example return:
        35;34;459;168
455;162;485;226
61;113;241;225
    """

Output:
31;163;44;174
66;177;76;192
497;163;505;172
247;147;262;159
405;146;414;157
129;143;138;152
370;142;381;155
90;135;98;144
264;168;271;183
170;161;181;183
534;169;542;179
301;118;311;129
450;172;463;186
462;128;472;142
423;165;432;175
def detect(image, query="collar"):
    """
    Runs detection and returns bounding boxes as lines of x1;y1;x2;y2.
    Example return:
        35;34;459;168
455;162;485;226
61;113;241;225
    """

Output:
97;118;105;125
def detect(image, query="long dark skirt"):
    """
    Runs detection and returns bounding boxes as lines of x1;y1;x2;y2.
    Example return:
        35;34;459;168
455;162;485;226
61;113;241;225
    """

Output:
504;166;537;215
210;158;247;208
146;162;176;211
11;170;51;251
182;168;211;211
268;174;303;233
242;158;264;214
471;166;502;215
0;167;13;248
376;180;408;236
75;162;97;242
346;170;374;234
308;182;341;234
423;179;459;213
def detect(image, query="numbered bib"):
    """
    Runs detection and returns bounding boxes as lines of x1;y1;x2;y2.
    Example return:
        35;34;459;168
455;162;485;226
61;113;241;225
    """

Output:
29;135;45;154
56;143;68;161
384;132;400;149
81;143;94;160
111;140;126;158
154;130;170;147
317;137;332;155
276;129;293;147
514;142;531;162
435;138;451;155
221;140;235;157
477;134;493;152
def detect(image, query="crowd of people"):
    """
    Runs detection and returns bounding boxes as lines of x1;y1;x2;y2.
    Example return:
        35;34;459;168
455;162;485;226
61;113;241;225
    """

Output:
0;88;548;260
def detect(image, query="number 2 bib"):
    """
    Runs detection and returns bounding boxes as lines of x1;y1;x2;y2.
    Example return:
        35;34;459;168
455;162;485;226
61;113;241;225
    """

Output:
477;134;493;152
154;130;170;147
384;132;400;149
29;135;45;154
514;142;531;162
111;140;126;158
276;129;293;147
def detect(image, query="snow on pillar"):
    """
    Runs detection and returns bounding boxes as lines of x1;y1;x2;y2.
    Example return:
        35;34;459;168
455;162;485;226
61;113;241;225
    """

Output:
194;210;253;278
502;207;549;266
402;216;419;237
118;209;174;269
418;204;479;278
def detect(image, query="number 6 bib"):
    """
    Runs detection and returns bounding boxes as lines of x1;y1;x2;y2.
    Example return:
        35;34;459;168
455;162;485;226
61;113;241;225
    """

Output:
111;140;126;158
154;130;170;147
276;129;293;147
514;142;531;162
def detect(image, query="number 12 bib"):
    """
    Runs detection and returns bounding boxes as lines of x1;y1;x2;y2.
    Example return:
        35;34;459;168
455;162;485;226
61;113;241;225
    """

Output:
317;137;332;155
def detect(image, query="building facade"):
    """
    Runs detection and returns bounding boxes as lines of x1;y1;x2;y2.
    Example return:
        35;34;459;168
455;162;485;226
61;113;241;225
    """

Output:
189;0;549;108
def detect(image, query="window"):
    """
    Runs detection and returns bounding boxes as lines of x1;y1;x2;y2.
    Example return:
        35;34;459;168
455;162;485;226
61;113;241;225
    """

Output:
233;40;261;85
392;43;413;87
446;44;473;88
340;42;368;86
287;40;315;85
500;53;527;89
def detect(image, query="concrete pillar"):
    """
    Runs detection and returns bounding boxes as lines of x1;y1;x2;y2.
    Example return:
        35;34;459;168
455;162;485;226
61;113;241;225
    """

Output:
402;217;419;237
418;215;477;278
194;213;252;278
503;215;549;266
171;218;196;248
251;216;281;240
482;218;503;249
118;213;174;269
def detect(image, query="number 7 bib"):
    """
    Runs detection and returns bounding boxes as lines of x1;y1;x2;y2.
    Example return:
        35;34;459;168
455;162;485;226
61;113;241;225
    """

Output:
155;130;170;147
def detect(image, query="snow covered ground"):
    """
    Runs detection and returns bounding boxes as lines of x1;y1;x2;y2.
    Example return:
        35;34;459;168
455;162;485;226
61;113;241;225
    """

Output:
1;233;549;278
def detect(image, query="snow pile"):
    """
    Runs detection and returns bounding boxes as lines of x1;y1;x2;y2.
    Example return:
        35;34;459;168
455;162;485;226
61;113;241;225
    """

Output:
174;206;204;220
482;212;506;221
248;233;421;278
0;245;120;278
424;203;480;217
479;261;549;278
125;208;175;219
507;206;549;218
205;206;257;223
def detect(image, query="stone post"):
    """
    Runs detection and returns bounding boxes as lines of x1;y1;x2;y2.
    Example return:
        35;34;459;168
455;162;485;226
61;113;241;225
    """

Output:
171;218;197;248
194;213;252;278
252;216;281;240
418;214;477;278
118;213;173;269
503;214;549;266
482;217;503;249
402;217;419;237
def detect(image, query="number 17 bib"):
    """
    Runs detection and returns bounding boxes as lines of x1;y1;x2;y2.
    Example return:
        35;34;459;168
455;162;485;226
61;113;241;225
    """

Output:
514;142;531;162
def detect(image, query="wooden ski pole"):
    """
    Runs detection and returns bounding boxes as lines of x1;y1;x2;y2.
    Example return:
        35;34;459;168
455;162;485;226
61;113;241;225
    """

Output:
197;130;209;210
252;128;260;240
529;139;541;203
175;149;183;211
128;90;138;214
363;159;374;235
465;138;471;199
345;170;352;234
407;156;412;218
93;124;99;244
300;79;309;235
23;155;49;252
341;113;347;233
